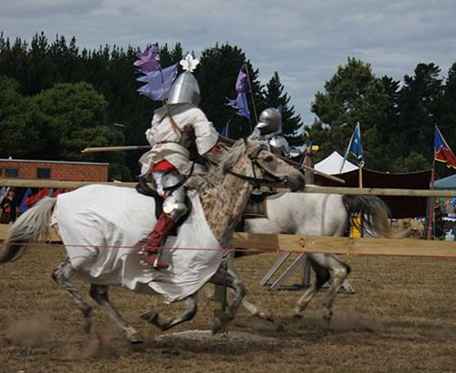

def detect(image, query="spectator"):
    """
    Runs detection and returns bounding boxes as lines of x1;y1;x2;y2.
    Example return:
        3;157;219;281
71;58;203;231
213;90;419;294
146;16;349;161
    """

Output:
0;189;18;224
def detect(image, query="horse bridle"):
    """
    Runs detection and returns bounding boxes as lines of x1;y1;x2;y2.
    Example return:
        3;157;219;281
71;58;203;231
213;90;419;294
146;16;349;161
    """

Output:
224;146;288;188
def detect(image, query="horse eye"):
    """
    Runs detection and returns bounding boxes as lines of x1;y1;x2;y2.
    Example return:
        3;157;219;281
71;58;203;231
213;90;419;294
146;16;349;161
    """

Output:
264;155;274;162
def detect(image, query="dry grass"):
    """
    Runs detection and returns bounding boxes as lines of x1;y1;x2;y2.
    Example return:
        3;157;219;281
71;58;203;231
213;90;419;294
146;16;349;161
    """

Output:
1;244;455;373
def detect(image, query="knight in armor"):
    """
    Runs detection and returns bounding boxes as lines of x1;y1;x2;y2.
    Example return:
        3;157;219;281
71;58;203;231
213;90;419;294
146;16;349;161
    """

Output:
137;65;220;269
249;108;291;158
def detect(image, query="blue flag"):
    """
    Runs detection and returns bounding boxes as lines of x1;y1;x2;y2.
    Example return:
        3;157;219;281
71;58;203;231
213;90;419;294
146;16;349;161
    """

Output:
349;123;363;161
451;197;456;208
137;64;178;101
18;188;32;213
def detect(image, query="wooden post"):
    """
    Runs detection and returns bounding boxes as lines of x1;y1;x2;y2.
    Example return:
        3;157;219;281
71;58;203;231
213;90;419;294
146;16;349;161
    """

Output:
427;160;436;240
358;164;364;189
301;147;313;287
302;149;314;185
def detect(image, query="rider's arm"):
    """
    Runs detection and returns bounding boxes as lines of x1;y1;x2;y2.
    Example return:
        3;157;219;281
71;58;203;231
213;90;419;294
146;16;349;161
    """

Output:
190;108;219;155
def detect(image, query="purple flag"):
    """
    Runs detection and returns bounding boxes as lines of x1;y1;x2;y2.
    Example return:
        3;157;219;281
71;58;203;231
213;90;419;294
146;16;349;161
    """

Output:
137;63;178;101
235;69;249;93
134;44;160;74
226;93;250;119
226;68;251;120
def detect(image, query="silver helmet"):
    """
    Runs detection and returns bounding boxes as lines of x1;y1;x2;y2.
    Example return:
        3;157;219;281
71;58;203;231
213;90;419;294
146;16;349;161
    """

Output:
166;71;200;106
256;108;282;135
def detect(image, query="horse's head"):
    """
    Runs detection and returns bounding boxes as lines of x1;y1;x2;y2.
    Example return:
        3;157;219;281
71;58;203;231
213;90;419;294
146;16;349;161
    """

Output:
220;139;305;191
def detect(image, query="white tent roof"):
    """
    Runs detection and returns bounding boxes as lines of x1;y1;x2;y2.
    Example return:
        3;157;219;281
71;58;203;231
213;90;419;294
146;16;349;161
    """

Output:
314;151;358;175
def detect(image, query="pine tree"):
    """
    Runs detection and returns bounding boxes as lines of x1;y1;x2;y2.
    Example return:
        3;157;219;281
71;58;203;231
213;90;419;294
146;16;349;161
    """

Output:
310;57;401;170
196;43;263;139
262;72;303;142
395;63;443;171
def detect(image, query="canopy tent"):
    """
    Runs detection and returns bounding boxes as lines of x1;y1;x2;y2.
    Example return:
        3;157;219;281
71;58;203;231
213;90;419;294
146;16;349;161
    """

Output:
314;151;358;175
434;174;456;189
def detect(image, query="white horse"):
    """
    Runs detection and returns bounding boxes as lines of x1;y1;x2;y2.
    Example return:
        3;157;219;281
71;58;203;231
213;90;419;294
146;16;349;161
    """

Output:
239;191;391;322
0;140;305;343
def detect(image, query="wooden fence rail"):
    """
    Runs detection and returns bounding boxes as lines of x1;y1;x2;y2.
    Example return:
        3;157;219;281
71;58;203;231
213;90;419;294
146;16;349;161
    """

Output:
1;224;456;258
1;178;456;197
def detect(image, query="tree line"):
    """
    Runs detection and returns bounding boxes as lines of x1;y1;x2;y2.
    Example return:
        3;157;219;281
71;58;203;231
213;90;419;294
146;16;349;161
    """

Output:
309;58;456;175
0;33;455;179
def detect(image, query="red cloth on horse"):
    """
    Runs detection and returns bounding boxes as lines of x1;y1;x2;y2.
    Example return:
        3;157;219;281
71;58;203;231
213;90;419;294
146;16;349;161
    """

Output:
26;188;49;207
152;160;176;172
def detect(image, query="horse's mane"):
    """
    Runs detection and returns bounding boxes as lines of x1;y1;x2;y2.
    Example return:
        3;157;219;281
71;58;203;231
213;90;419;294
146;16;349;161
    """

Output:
185;140;246;192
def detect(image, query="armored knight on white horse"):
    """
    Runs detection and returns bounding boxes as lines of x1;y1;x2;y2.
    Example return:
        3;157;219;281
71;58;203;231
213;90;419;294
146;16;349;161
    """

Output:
136;55;223;269
0;54;305;343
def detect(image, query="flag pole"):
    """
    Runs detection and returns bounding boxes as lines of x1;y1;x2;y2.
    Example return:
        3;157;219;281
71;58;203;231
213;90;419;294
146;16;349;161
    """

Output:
427;126;438;240
427;157;436;240
243;63;258;127
340;129;355;174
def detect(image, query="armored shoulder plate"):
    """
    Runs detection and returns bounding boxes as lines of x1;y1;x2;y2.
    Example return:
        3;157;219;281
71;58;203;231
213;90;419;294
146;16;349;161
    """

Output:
269;135;290;156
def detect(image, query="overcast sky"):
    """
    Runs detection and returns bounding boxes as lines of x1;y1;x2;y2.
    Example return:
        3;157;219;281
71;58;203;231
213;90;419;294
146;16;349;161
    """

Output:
1;0;455;123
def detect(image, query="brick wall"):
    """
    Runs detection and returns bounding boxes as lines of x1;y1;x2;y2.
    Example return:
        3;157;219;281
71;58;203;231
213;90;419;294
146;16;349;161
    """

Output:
0;160;109;182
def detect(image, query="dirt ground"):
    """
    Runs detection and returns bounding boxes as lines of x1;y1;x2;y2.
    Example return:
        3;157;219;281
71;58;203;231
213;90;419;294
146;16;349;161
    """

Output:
1;245;455;373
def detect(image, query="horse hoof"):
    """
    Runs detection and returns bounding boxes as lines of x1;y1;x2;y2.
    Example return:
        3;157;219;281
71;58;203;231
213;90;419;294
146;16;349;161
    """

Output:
293;307;304;319
322;311;333;325
129;338;144;345
141;311;159;324
126;328;144;344
209;318;224;335
258;312;274;322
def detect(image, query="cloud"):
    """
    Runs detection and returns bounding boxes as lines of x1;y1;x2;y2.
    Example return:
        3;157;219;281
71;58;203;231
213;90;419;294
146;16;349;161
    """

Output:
1;0;455;122
0;0;103;17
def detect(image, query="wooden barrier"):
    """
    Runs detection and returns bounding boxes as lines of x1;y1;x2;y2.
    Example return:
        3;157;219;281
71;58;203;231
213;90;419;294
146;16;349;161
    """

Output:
1;178;456;197
1;224;455;258
0;178;136;189
1;178;456;258
232;233;456;258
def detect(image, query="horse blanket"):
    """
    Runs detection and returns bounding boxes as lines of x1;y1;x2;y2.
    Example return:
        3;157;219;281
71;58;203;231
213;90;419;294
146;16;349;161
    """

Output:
51;185;224;303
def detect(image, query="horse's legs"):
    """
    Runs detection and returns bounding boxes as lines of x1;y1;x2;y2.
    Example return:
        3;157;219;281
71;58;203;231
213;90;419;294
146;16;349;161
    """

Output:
208;264;246;334
89;284;143;344
230;261;273;321
141;294;198;331
294;255;330;317
297;254;349;323
321;256;349;323
294;283;318;317
51;258;93;333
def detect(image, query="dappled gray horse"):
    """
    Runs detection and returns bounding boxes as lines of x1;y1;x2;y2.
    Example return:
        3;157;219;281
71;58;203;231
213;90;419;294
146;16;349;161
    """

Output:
239;192;391;322
0;140;304;343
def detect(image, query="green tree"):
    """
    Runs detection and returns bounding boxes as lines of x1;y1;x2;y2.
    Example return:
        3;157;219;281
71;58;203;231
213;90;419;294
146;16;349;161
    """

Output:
263;72;303;142
196;43;264;139
311;57;400;170
32;82;124;162
0;76;46;158
395;63;443;171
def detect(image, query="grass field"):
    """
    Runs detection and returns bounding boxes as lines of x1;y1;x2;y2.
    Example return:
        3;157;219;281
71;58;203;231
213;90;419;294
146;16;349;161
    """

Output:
1;244;455;373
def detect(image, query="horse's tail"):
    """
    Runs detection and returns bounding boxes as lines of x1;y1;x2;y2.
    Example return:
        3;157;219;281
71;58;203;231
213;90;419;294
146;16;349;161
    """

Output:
342;195;392;238
0;197;56;263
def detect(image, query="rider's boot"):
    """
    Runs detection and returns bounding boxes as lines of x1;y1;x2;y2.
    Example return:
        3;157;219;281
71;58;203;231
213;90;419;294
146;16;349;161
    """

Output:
140;213;176;269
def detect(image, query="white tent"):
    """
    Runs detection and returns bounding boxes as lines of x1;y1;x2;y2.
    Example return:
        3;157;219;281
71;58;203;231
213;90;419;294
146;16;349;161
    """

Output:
314;151;358;175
